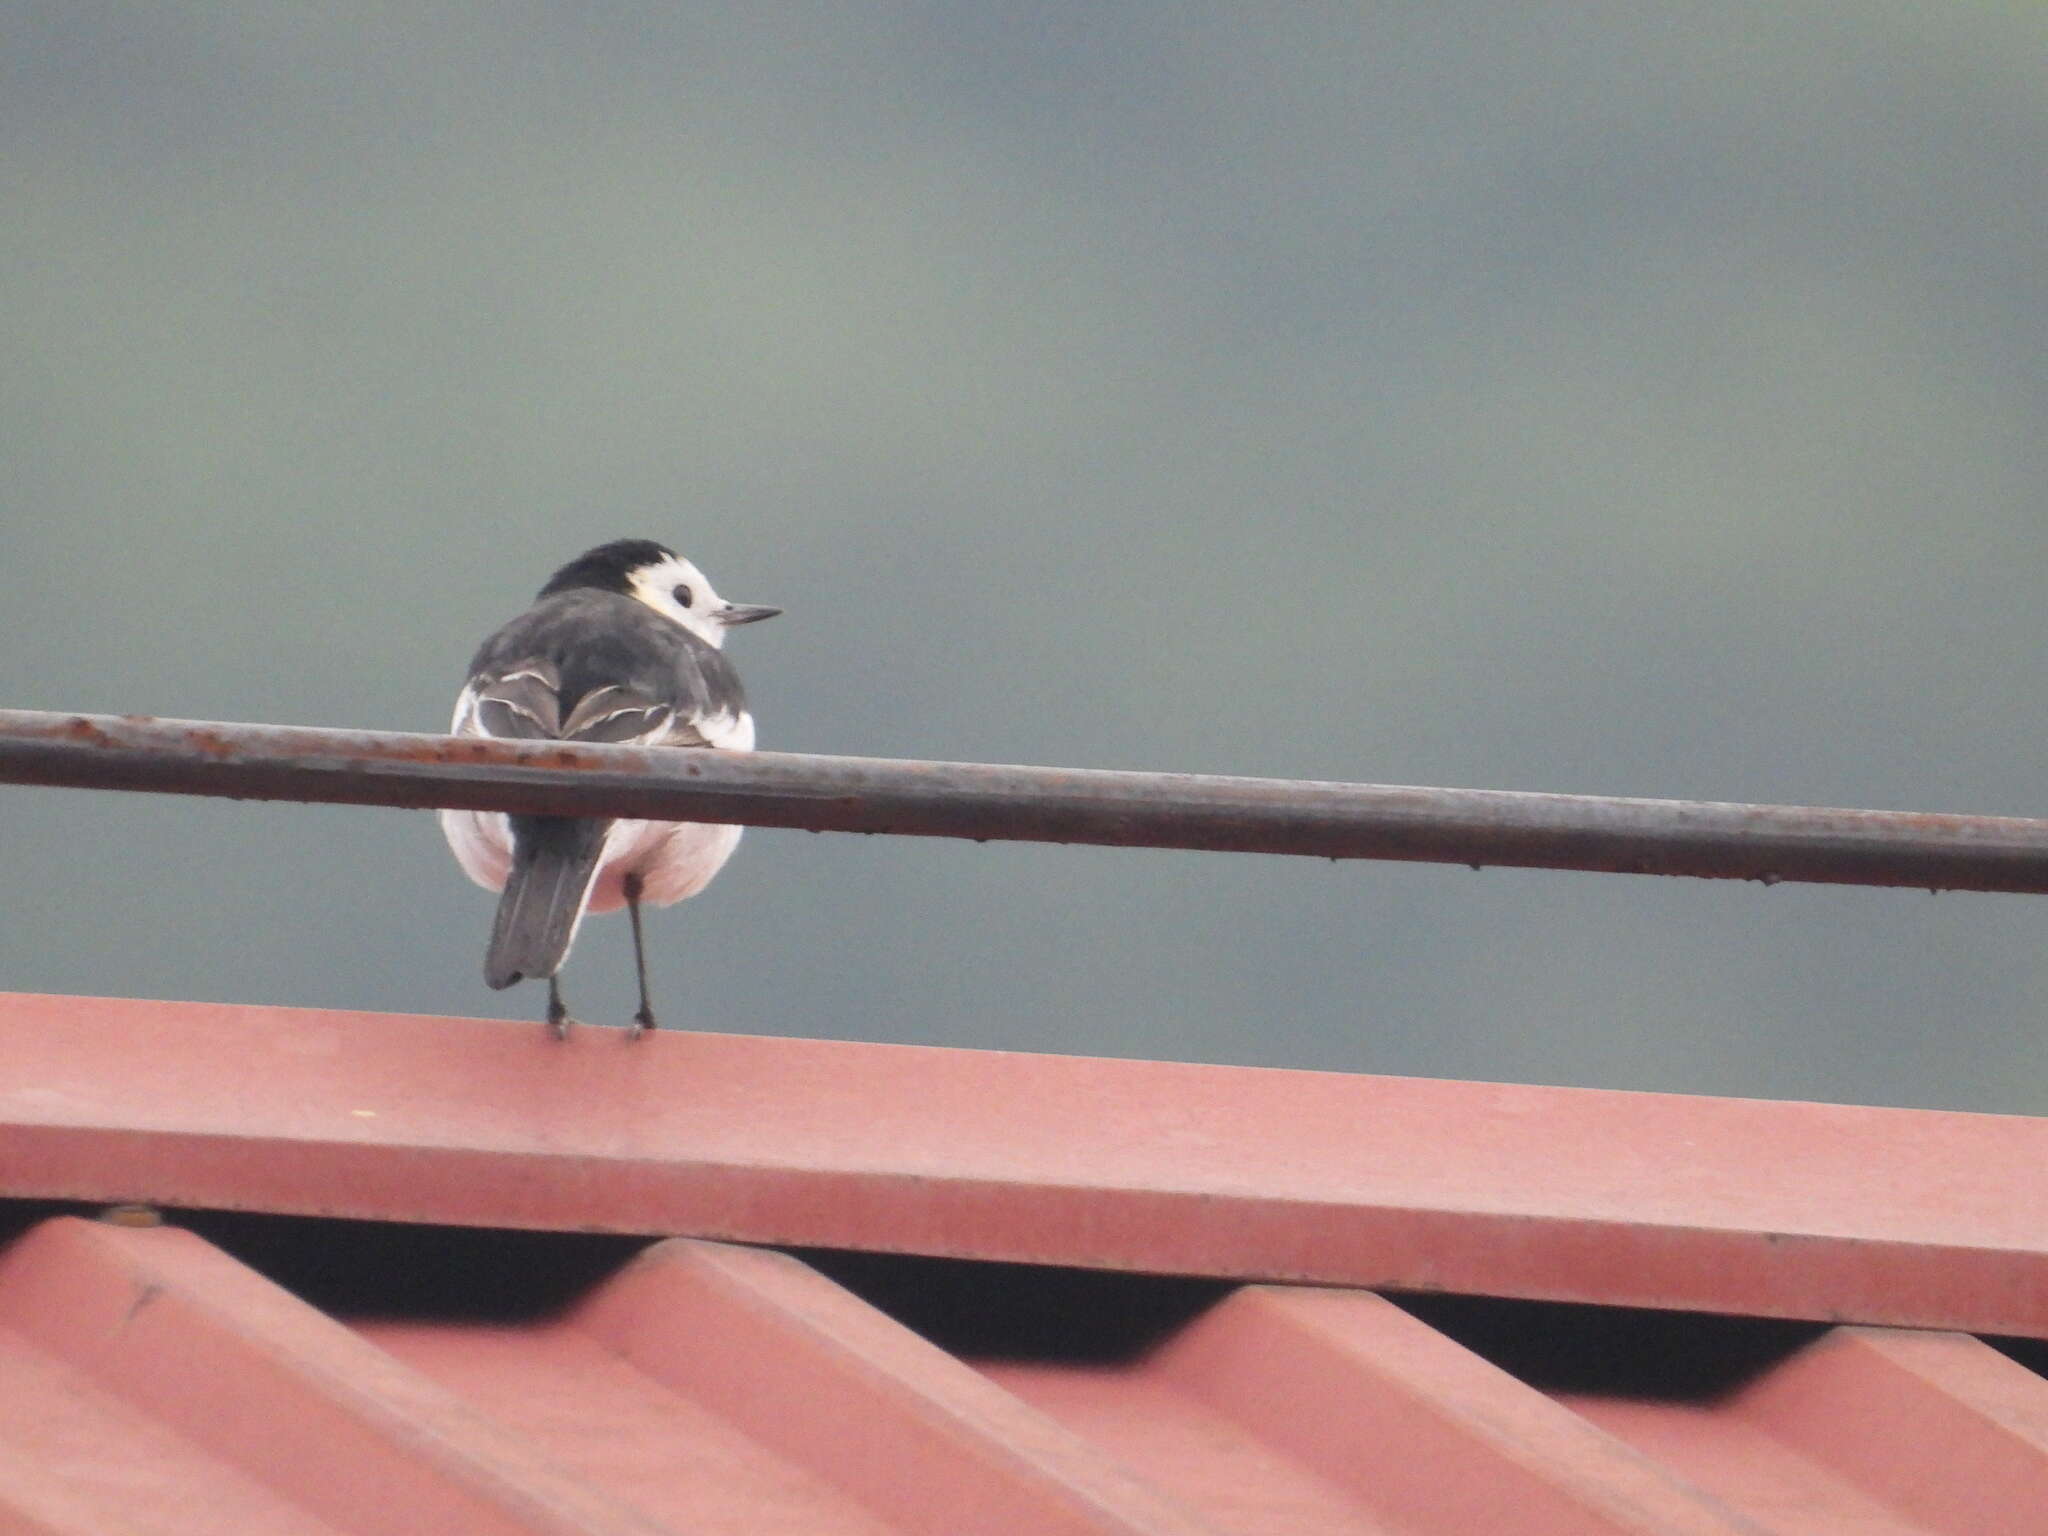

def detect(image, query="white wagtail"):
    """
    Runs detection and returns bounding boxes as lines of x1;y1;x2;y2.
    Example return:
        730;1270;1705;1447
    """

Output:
440;539;779;1037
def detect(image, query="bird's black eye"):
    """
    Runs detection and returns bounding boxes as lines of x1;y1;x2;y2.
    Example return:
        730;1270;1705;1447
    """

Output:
672;584;693;607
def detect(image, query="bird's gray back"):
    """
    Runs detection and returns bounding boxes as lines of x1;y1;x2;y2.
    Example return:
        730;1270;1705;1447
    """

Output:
466;591;747;740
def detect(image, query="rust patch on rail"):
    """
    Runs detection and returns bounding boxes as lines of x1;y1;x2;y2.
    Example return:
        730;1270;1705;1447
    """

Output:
387;735;498;764
183;729;237;758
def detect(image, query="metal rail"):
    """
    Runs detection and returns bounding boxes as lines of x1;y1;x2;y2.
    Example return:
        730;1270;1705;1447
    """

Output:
2;707;2046;893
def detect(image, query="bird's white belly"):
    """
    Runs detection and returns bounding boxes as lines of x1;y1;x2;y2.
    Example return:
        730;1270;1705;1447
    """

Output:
587;816;745;911
437;807;742;911
441;806;514;892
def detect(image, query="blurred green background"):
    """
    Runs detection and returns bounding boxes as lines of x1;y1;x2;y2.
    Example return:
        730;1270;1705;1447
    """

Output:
4;5;2045;1111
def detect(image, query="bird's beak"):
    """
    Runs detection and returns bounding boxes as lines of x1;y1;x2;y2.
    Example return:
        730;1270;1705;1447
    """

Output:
718;602;782;626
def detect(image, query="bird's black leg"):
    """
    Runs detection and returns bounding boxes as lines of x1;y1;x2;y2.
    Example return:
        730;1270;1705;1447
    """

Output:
546;975;573;1041
624;871;656;1037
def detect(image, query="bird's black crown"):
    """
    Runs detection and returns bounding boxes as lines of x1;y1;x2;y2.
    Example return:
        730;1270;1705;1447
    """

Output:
536;539;677;599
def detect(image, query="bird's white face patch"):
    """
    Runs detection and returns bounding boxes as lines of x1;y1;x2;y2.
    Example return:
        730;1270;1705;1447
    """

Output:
625;554;731;648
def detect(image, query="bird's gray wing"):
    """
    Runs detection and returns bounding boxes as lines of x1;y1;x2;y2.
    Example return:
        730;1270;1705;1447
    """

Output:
557;683;692;745
467;663;564;740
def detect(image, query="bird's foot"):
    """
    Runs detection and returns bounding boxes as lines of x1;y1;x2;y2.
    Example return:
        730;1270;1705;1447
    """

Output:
546;979;576;1041
627;1007;657;1040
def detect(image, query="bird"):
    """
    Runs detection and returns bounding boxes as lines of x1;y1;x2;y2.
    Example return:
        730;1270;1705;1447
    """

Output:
439;539;779;1038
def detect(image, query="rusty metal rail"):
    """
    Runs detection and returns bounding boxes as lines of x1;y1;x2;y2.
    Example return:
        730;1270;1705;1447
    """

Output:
2;707;2046;892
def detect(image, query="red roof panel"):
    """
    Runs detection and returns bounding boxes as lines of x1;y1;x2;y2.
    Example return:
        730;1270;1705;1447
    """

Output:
982;1286;1759;1534
1563;1326;2048;1534
4;991;2047;1334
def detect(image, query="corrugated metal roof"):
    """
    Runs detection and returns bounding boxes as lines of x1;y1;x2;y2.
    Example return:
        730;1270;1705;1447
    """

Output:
5;1215;2048;1533
5;990;2048;1532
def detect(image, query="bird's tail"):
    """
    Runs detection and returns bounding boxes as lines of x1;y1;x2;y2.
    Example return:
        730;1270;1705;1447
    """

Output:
485;815;610;989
